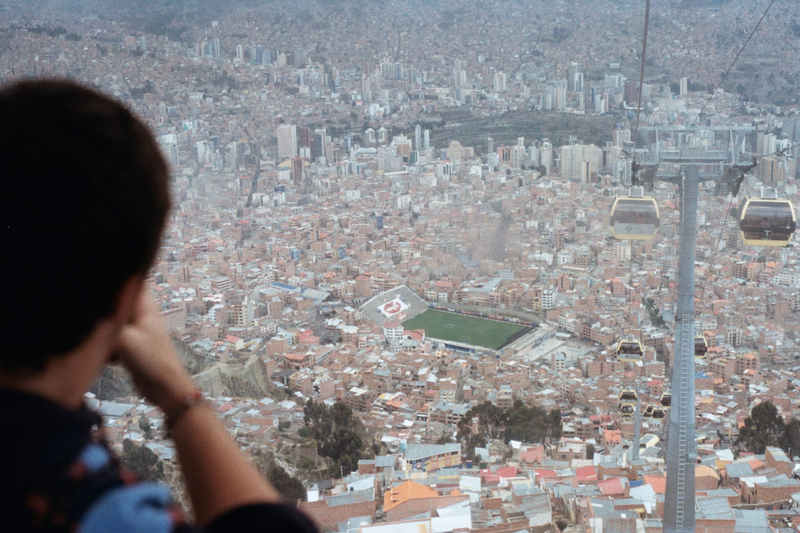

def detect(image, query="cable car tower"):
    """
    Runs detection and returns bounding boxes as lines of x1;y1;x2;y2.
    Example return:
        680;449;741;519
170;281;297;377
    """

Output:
623;125;794;533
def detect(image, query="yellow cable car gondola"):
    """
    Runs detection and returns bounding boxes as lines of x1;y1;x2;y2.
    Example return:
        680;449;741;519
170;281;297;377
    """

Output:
651;407;665;419
660;392;671;407
616;338;645;363
739;194;796;247
643;405;655;418
610;187;660;241
695;335;708;360
619;389;638;403
619;403;635;416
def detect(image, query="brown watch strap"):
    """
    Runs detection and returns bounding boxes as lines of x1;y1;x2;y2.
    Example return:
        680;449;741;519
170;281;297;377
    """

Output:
164;389;209;432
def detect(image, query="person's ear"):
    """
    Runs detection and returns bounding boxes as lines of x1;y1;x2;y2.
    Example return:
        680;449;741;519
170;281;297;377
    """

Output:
113;275;145;327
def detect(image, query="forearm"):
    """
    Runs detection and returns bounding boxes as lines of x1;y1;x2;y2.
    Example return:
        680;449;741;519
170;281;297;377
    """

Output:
118;289;283;523
170;404;281;524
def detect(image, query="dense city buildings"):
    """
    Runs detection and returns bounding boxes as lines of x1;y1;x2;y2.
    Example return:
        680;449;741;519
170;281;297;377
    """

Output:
7;0;800;531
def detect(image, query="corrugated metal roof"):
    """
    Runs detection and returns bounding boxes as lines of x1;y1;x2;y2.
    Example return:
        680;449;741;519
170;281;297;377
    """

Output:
734;509;769;533
405;442;461;462
725;462;753;478
695;496;733;520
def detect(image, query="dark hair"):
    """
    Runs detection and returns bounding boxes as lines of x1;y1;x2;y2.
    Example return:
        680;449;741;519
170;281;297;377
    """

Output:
1;79;171;374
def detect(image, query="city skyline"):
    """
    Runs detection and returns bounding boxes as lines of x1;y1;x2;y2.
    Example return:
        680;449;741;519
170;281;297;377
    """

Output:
5;1;800;531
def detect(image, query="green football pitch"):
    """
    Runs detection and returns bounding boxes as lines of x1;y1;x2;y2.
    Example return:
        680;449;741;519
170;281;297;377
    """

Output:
402;309;530;350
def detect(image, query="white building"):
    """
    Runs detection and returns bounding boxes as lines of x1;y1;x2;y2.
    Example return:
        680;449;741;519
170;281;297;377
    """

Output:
383;321;404;348
559;143;603;182
276;124;297;159
493;71;507;92
540;141;553;175
542;288;555;310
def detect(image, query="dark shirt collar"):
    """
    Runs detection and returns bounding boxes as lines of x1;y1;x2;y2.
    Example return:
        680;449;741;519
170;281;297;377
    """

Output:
0;387;101;487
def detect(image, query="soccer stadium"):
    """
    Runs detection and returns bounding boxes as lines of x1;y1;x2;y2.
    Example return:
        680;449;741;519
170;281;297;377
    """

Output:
402;309;531;351
360;286;533;352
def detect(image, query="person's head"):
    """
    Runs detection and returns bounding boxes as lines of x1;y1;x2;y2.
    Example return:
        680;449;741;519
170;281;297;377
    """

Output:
1;79;170;376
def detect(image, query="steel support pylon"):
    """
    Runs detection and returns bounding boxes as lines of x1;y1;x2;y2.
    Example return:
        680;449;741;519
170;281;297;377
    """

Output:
632;380;641;462
664;167;698;533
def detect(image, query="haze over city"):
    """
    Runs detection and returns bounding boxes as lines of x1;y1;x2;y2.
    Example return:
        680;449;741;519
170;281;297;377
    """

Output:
5;1;800;531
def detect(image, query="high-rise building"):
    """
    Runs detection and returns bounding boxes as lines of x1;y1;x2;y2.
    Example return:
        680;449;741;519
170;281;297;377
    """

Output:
759;155;795;185
377;126;388;145
423;129;430;151
540;140;553;175
614;127;632;148
624;79;640;106
277;124;298;160
311;128;327;161
511;140;527;169
414;124;422;152
298;126;311;150
679;77;688;97
567;62;583;93
553;80;567;111
542;288;555;310
360;73;371;102
560;144;603;182
291;156;303;186
591;88;608;114
493;71;507;93
528;143;539;167
452;59;468;89
756;132;777;156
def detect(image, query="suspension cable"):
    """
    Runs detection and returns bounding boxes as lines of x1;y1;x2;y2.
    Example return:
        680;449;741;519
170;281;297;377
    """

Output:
633;0;651;142
701;1;776;253
712;195;736;254
720;0;777;85
698;0;777;117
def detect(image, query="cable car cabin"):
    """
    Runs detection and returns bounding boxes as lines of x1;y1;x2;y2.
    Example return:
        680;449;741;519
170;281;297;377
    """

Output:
619;389;638;403
651;407;665;419
619;403;635;416
660;392;671;407
739;198;796;247
695;336;708;360
616;339;645;363
610;196;659;240
643;405;655;418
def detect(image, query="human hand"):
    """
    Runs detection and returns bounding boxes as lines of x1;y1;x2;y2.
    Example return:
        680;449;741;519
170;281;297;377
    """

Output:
115;286;196;413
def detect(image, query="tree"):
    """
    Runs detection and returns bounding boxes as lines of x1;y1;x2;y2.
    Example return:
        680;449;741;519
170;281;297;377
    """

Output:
644;297;666;327
121;439;164;481
457;400;562;460
138;415;153;440
547;408;562;441
267;461;306;502
736;401;786;454
250;448;306;502
504;400;548;443
436;432;454;444
783;418;800;458
457;402;507;444
304;400;367;477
